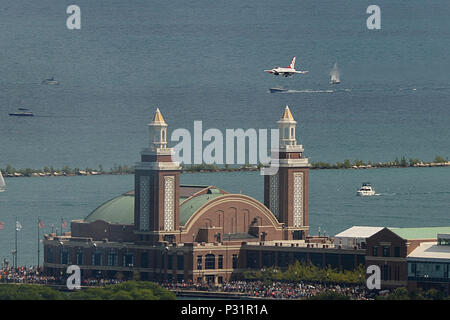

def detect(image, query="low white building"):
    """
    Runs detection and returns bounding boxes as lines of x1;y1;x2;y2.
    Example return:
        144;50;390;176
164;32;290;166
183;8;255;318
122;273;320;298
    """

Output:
334;226;384;248
408;234;450;277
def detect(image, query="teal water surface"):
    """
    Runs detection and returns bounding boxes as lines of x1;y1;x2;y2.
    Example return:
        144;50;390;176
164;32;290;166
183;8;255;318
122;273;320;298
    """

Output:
0;0;449;170
0;167;449;266
0;0;449;266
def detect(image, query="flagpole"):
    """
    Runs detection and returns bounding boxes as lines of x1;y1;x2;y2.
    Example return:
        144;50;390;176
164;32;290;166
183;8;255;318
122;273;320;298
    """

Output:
15;217;18;269
37;217;40;269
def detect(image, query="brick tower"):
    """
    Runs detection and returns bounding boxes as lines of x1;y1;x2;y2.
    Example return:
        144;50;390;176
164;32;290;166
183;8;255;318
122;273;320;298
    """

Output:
264;106;309;240
134;108;181;244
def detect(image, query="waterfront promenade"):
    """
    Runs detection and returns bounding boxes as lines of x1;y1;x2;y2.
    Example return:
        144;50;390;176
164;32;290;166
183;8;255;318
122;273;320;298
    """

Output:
0;266;372;299
163;281;372;300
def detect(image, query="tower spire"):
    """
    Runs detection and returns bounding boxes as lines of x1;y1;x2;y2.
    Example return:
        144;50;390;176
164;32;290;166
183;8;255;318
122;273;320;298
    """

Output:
277;105;297;149
148;107;168;151
281;105;294;121
135;108;181;243
265;105;309;240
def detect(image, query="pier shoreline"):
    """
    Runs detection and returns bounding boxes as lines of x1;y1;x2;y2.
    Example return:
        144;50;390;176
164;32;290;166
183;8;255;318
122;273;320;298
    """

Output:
1;160;449;179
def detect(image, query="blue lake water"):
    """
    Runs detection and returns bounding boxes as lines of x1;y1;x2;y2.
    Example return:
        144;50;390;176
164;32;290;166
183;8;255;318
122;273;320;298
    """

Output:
1;167;449;266
0;1;449;265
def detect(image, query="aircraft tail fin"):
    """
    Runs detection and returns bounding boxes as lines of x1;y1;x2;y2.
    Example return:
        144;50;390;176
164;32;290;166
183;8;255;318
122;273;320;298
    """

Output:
289;57;296;69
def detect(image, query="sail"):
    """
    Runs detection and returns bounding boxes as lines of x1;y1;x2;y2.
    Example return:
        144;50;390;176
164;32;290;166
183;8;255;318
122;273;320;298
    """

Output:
330;62;340;82
0;171;5;192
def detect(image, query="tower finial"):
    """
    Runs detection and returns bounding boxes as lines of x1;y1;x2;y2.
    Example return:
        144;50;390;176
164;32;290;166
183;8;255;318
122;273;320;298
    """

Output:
148;107;168;150
277;105;297;148
152;107;166;124
281;105;294;121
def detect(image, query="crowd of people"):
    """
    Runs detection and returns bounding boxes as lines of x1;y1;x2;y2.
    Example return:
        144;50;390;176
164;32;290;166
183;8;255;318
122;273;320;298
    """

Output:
0;266;122;287
221;280;371;299
1;265;373;299
0;266;58;284
163;280;374;300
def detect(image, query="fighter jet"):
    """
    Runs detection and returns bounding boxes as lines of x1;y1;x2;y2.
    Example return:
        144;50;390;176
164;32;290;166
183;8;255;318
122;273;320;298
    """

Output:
264;57;308;77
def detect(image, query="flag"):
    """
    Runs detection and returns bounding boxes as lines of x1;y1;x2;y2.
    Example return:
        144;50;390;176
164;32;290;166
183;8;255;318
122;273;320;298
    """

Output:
0;221;4;230
15;221;22;232
39;220;44;229
61;219;67;229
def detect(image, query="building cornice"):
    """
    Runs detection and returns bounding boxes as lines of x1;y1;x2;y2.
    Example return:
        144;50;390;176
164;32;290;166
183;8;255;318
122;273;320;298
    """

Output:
135;161;181;171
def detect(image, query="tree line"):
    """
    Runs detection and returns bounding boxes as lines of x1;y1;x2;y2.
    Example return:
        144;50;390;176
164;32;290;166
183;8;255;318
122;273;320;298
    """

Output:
0;281;175;300
1;155;448;177
242;262;366;285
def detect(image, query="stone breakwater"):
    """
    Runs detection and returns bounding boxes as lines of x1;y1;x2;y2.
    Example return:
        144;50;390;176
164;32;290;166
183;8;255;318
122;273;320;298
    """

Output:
1;161;449;178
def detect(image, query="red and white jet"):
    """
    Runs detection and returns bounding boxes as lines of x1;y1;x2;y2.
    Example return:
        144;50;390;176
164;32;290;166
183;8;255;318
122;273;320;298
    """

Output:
264;57;308;77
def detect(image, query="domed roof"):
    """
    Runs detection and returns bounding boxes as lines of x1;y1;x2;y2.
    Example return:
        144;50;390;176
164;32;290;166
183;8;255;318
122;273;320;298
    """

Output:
84;185;223;226
85;192;135;225
179;193;225;226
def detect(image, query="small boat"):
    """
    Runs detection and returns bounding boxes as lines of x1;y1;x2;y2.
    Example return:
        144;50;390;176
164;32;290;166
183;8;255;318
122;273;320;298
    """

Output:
356;182;376;196
9;107;34;117
42;77;59;85
269;87;288;93
9;109;34;117
0;171;5;192
330;62;340;84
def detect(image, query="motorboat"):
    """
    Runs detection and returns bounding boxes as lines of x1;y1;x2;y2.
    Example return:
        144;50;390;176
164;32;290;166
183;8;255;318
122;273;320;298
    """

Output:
269;87;288;93
9;108;34;117
42;77;59;85
356;182;376;196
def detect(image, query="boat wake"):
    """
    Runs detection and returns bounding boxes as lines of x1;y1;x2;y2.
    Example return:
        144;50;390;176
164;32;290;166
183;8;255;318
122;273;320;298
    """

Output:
285;89;336;94
269;86;450;95
372;191;450;197
268;88;354;94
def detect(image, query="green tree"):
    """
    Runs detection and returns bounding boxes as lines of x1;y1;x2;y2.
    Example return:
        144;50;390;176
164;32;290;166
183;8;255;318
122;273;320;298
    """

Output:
409;158;421;166
377;287;410;300
400;156;408;167
69;281;175;300
0;284;66;300
343;159;352;169
5;164;15;174
434;155;446;163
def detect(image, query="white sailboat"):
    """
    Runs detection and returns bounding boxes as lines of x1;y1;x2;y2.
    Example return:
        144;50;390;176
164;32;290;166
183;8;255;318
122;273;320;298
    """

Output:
0;171;5;192
330;62;340;84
